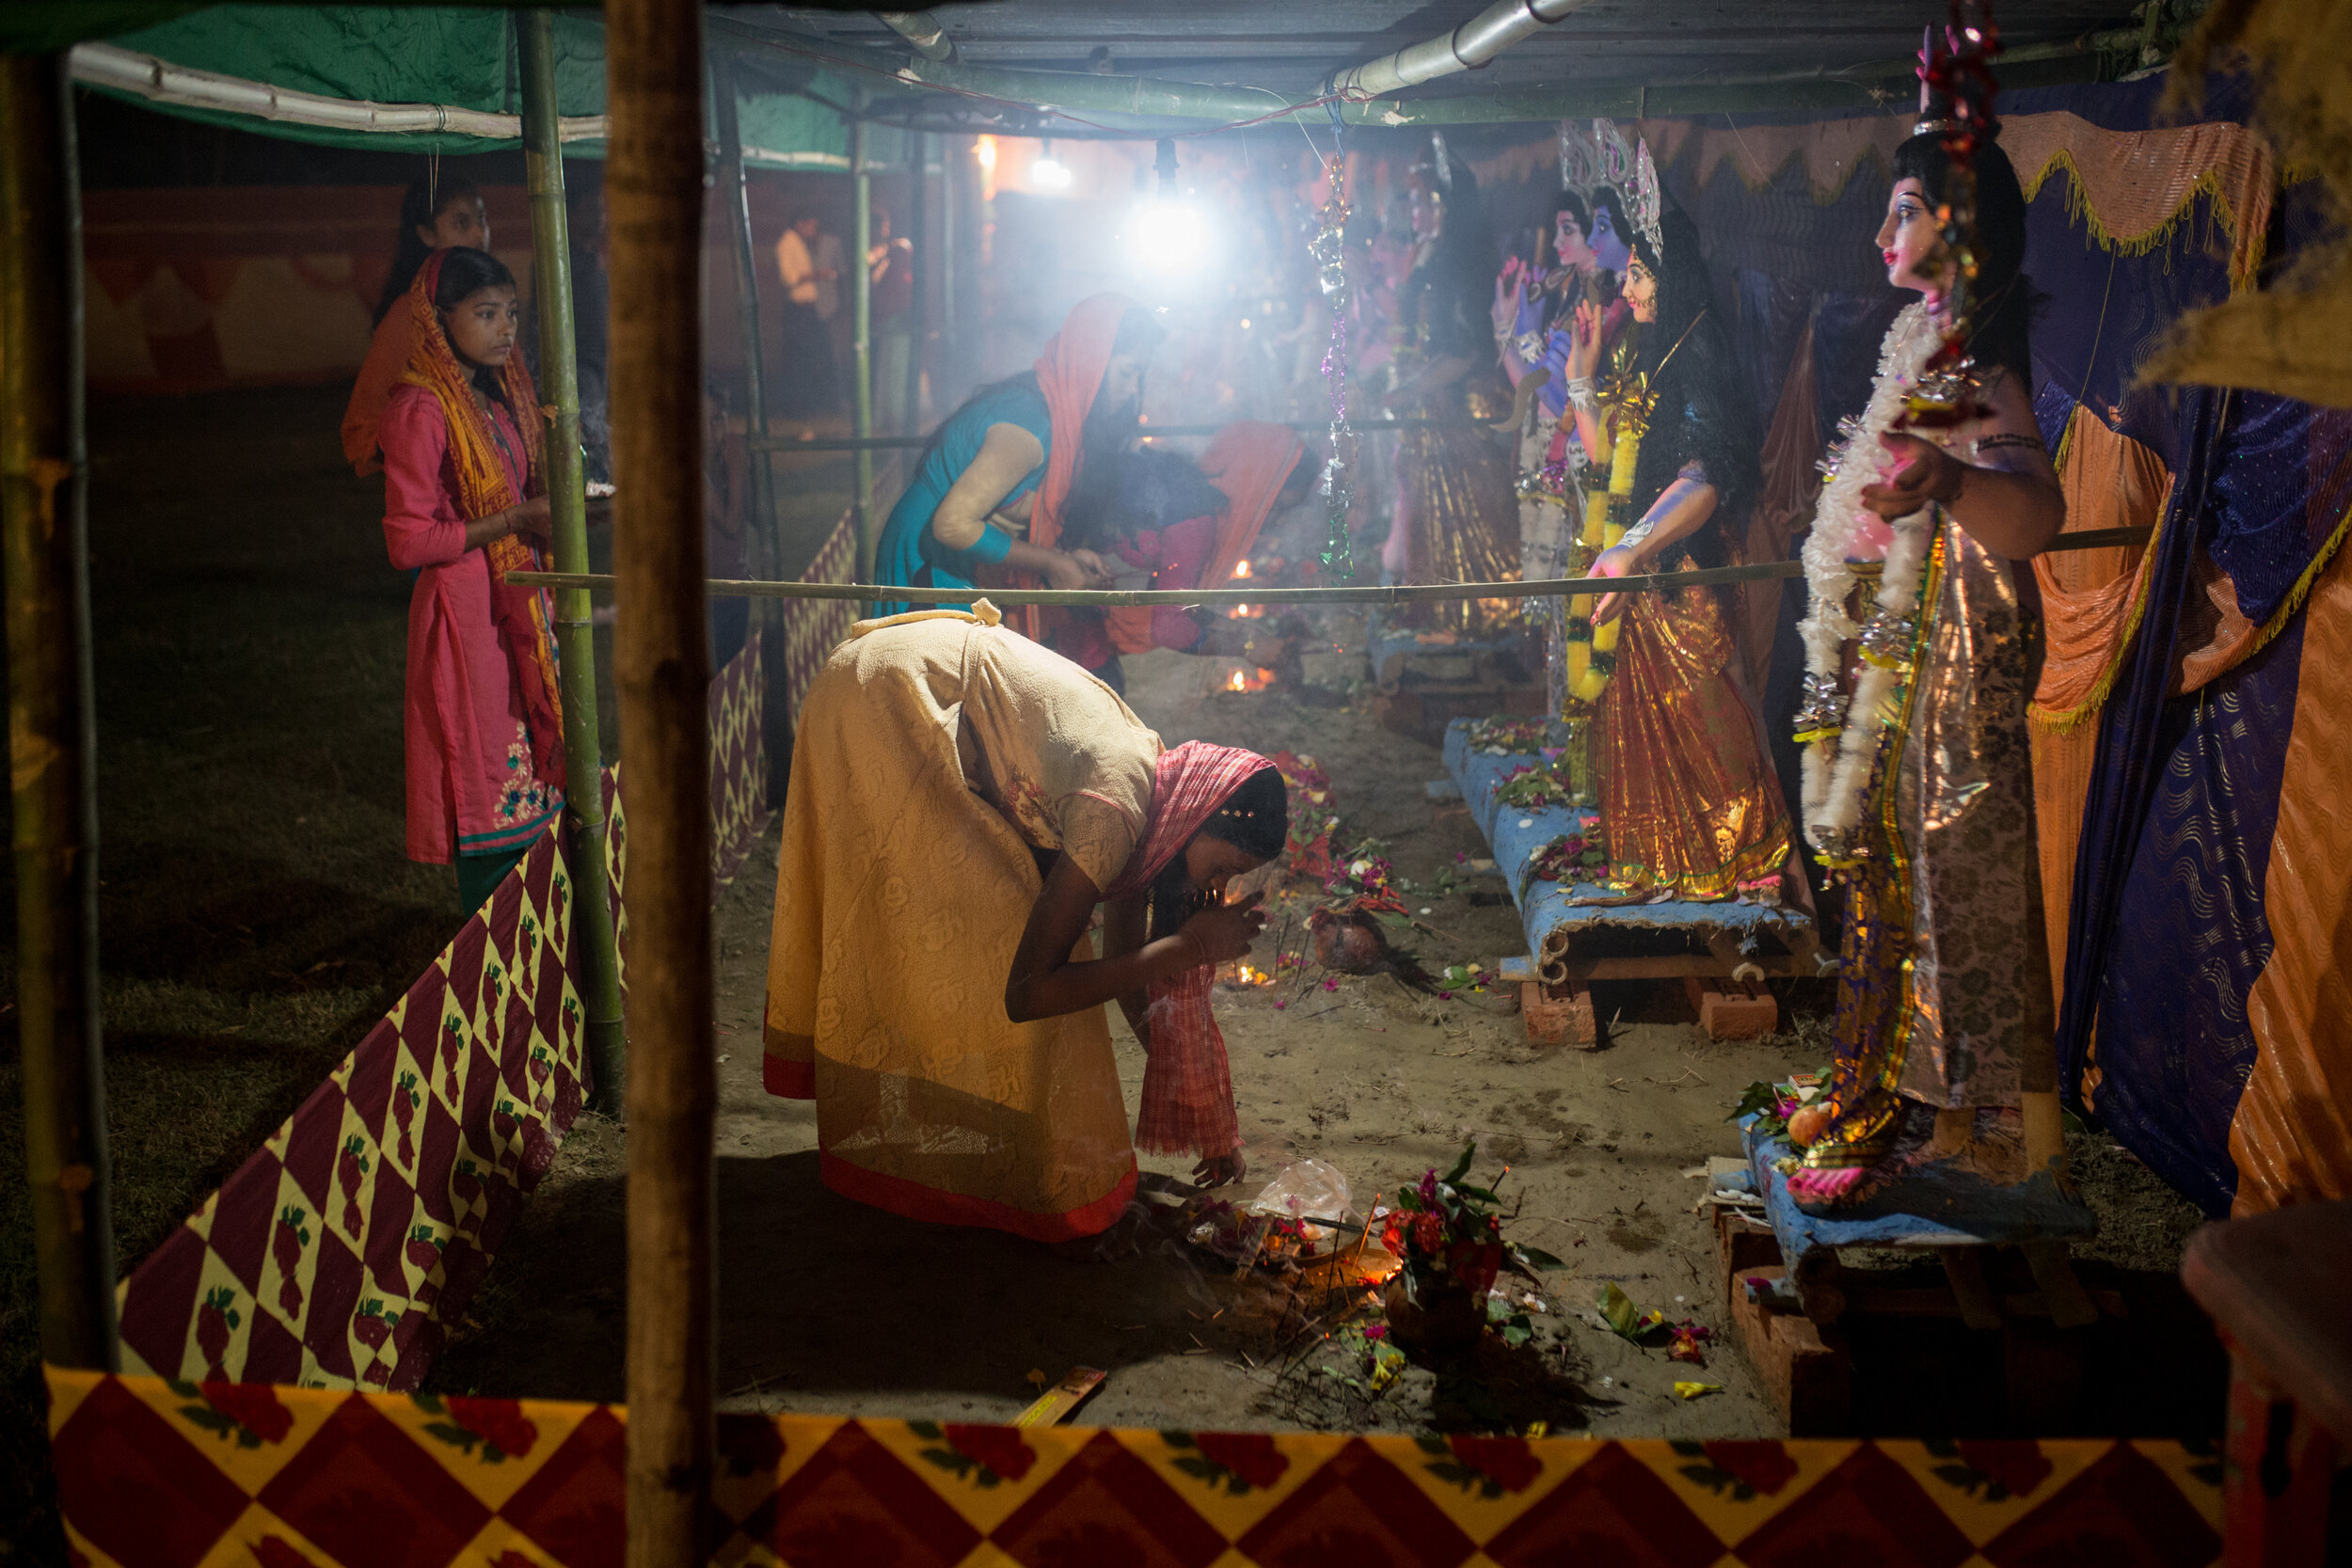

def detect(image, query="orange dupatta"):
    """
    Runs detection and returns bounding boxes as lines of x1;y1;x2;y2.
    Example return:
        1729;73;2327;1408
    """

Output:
397;250;566;792
1105;421;1304;656
1012;292;1136;640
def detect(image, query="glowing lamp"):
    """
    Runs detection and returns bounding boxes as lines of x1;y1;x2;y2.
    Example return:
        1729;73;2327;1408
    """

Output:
974;135;996;169
1031;156;1072;189
1129;199;1208;272
1232;559;1251;579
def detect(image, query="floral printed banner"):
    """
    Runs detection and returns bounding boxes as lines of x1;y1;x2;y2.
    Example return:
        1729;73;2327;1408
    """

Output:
112;833;589;1394
46;1368;2223;1568
109;635;771;1396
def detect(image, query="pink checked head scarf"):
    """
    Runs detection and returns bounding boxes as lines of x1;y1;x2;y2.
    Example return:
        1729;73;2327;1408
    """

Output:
1104;741;1282;1159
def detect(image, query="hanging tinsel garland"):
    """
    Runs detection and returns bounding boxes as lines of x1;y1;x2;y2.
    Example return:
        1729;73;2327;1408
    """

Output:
1309;152;1359;577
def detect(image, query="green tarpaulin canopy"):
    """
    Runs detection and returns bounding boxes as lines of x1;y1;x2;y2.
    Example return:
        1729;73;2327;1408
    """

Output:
21;4;914;167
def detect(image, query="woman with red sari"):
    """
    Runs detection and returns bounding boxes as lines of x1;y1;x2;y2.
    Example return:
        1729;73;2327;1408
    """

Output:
1049;422;1312;691
764;604;1285;1240
378;246;567;913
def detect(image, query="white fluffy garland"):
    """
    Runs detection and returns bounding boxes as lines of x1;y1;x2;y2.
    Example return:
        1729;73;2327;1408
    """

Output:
1796;303;1946;852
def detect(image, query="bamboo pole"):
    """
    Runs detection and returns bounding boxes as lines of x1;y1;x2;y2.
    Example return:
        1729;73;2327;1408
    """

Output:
850;103;876;575
710;54;781;583
748;417;1455;452
604;0;714;1558
518;8;627;1120
1;53;119;1372
508;527;2152;609
906;130;930;433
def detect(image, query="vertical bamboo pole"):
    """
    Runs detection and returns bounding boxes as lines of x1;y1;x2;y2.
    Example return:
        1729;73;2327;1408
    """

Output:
1;54;118;1372
518;9;627;1118
906;131;930;432
850;104;876;575
710;54;780;583
939;135;959;393
603;1;714;1560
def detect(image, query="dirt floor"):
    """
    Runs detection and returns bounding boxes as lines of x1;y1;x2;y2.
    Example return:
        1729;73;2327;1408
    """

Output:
0;386;2221;1560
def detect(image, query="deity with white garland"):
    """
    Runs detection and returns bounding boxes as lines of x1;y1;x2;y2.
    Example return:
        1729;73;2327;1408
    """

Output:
1780;95;2070;1212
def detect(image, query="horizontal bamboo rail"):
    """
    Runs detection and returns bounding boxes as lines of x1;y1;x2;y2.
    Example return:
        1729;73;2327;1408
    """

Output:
745;417;1453;454
510;526;2151;608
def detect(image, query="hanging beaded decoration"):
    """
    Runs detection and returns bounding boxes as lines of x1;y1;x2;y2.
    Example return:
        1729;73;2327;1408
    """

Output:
1309;152;1359;577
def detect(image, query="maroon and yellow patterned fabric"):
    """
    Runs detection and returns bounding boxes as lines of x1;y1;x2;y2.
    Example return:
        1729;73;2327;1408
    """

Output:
112;834;589;1393
708;630;771;886
779;511;860;722
111;639;771;1395
45;1368;2224;1568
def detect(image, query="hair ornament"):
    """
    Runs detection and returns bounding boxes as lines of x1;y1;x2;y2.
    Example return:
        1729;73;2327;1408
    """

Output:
1630;137;1664;261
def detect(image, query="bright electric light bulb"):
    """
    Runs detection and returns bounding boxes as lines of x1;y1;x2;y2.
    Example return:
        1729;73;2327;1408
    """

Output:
974;135;996;169
1031;157;1072;189
1129;199;1208;272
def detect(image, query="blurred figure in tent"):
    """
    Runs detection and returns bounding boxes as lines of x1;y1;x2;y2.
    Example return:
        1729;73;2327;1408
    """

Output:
867;207;916;434
1380;139;1520;634
1048;425;1313;694
773;209;839;418
342;173;488;476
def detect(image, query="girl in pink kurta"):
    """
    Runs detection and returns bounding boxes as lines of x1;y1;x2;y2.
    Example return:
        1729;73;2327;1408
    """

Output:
379;247;566;911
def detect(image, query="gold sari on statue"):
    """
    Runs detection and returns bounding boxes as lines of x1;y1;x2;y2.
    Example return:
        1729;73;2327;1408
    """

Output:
1595;559;1790;898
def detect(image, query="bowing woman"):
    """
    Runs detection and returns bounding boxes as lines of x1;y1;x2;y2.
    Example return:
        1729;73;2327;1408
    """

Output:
764;604;1288;1241
872;293;1164;620
377;247;566;913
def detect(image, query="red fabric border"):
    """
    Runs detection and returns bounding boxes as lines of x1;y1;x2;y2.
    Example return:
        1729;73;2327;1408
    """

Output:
819;1148;1137;1243
763;1053;814;1100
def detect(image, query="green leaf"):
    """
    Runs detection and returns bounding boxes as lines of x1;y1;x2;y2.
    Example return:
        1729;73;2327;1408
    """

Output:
1512;1244;1566;1271
1669;1440;1708;1458
1444;1143;1476;1185
1502;1323;1533;1349
178;1406;235;1435
1172;1456;1225;1483
907;1419;943;1441
1159;1431;1197;1449
423;1422;478;1449
1415;1435;1452;1457
1931;1465;1982;1492
1451;1183;1499;1204
167;1380;201;1400
411;1392;447;1416
1729;1081;1780;1123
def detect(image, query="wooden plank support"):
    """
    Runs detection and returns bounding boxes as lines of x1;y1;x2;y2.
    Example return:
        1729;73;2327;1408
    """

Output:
605;0;716;1560
1936;1245;2007;1332
2020;1239;2103;1331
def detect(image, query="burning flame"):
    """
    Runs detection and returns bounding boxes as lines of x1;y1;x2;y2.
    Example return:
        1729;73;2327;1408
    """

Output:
1232;559;1252;579
1224;666;1273;694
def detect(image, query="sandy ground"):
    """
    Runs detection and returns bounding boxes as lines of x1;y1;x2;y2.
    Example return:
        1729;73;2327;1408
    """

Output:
433;636;2222;1440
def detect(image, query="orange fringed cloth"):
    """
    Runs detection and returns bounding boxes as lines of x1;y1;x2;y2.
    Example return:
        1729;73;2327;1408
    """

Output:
1008;292;1136;641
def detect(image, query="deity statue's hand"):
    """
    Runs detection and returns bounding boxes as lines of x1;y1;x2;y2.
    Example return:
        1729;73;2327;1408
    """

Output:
1859;431;1964;520
1589;542;1638;624
1565;298;1605;383
1491;256;1527;344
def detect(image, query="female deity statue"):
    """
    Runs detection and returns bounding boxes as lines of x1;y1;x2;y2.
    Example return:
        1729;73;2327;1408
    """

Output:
1556;181;1793;901
1379;140;1520;636
1495;176;1635;716
1780;119;2067;1212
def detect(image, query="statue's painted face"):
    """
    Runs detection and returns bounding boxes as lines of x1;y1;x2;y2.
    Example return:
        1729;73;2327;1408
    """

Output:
1622;255;1659;324
1586;204;1631;274
1877;176;1951;301
1554;210;1597;272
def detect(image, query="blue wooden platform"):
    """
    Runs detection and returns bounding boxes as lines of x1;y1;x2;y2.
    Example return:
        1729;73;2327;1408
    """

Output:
1439;718;1809;979
1736;1113;2098;1262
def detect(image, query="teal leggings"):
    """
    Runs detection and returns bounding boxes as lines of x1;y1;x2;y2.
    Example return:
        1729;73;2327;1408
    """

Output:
456;842;532;915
